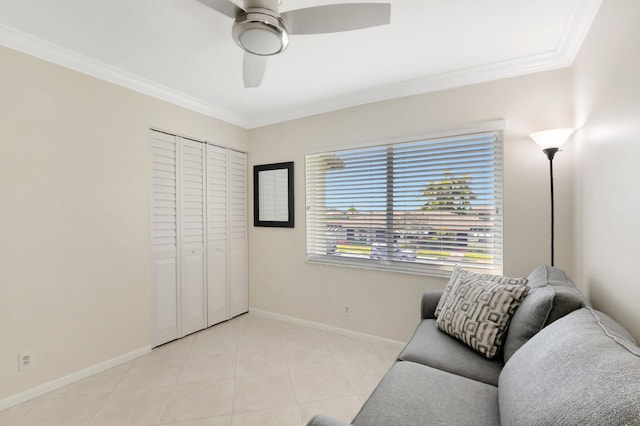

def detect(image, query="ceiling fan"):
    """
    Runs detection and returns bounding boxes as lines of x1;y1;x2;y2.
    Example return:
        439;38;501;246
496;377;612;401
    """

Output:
197;0;391;88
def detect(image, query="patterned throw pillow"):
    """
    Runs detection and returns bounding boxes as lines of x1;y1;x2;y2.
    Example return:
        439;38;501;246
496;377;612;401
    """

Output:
435;265;528;318
436;278;530;359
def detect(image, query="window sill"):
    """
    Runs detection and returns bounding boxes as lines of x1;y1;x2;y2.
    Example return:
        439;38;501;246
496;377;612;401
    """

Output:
305;255;455;278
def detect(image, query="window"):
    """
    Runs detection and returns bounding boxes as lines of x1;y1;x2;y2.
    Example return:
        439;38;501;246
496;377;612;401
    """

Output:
305;130;503;276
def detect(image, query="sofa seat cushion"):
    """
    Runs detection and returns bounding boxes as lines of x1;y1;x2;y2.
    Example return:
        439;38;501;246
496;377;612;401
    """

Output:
398;319;503;386
353;361;499;426
499;308;640;425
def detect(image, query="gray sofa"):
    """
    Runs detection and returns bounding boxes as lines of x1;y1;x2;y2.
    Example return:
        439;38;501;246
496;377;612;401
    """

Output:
308;266;640;425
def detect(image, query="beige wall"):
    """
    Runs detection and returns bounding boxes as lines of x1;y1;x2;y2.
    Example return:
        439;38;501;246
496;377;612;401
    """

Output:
248;68;575;342
9;11;627;400
0;45;248;400
573;0;640;341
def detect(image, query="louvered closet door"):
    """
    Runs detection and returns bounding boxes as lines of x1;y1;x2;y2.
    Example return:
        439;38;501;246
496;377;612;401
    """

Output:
228;150;248;317
206;145;229;326
151;132;179;347
179;138;207;336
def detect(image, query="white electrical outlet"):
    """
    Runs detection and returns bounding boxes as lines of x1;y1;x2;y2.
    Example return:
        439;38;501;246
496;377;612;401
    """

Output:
18;351;33;371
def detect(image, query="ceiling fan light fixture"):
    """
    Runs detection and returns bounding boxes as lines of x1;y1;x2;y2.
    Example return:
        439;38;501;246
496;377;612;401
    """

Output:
199;0;392;88
232;9;289;56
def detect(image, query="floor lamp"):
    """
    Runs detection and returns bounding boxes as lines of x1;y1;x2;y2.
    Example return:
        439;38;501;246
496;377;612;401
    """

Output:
529;128;575;267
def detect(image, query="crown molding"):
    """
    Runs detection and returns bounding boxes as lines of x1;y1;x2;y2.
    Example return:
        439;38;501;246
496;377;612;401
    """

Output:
248;0;603;128
0;0;602;130
556;0;603;63
0;23;250;128
247;49;573;128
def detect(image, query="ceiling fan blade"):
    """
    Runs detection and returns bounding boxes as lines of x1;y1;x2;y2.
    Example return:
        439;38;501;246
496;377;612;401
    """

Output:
282;3;390;35
196;0;244;19
243;52;268;88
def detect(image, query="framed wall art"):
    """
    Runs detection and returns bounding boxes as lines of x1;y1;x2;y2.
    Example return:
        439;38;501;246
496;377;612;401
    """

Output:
253;161;294;228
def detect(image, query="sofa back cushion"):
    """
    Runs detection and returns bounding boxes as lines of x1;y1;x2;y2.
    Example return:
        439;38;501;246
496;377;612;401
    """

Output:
502;265;585;362
499;308;640;425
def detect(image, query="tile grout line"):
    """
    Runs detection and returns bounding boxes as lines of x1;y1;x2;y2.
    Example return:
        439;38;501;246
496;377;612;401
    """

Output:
279;325;307;426
156;336;197;425
6;399;39;426
83;393;113;426
323;334;361;409
84;361;138;426
230;315;241;418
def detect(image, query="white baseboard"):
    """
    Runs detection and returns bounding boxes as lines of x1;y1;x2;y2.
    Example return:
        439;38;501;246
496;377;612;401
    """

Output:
0;346;151;412
249;308;406;347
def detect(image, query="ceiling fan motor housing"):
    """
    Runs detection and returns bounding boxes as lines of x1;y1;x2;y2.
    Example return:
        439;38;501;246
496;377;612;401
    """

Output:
232;8;289;56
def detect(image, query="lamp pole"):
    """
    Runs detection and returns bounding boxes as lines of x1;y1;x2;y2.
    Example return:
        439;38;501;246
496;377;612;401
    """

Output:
543;147;559;266
530;128;574;268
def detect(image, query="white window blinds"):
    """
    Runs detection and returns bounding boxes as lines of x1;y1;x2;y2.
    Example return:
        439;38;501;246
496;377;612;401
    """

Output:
305;131;503;276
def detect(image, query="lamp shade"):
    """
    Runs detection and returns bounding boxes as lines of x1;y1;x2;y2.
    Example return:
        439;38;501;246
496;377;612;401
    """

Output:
529;128;575;150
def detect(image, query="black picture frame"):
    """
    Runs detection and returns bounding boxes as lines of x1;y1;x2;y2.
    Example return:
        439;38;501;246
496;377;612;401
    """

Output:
253;162;294;228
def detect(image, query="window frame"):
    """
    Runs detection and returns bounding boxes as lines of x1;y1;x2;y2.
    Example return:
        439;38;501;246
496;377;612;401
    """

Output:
304;121;505;277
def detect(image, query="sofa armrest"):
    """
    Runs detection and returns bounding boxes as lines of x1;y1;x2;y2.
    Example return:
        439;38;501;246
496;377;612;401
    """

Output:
306;415;352;426
421;290;444;319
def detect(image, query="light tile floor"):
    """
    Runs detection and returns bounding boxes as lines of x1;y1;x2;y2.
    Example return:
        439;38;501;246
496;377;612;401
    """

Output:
1;313;403;426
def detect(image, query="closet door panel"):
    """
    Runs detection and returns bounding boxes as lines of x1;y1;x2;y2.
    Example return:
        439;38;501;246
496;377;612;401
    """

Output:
229;251;246;316
206;145;229;326
180;252;205;335
152;259;178;343
151;132;179;347
179;138;206;336
228;150;248;317
151;130;248;343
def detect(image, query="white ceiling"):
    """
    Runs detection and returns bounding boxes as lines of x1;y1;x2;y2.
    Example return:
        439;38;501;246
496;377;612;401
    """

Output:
0;0;601;128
